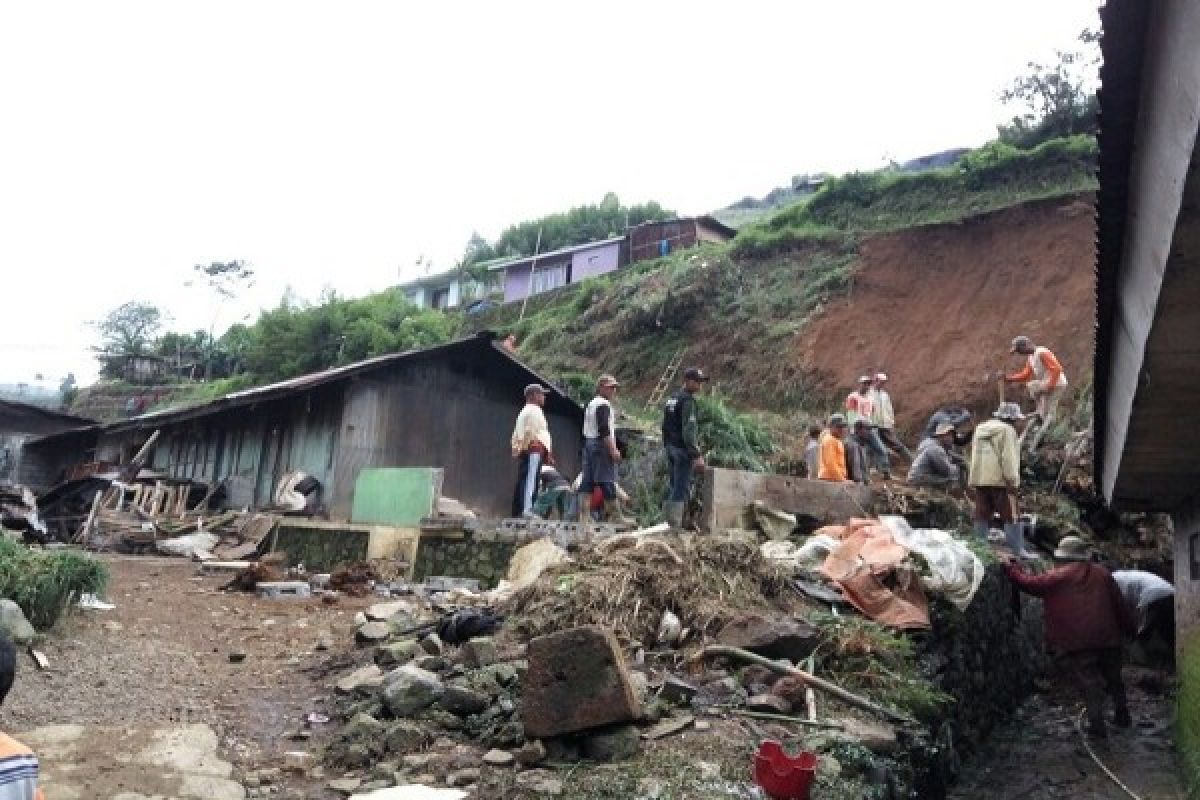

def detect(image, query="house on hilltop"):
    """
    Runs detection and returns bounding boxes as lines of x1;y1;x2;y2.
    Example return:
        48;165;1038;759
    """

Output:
28;334;583;518
491;216;736;304
398;268;500;311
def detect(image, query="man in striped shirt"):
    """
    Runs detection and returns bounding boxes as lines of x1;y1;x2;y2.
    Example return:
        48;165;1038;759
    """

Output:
0;637;43;800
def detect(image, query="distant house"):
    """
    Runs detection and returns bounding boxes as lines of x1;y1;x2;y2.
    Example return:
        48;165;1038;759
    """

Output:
628;216;736;264
98;353;171;385
399;269;499;311
29;334;582;518
0;400;96;489
489;237;627;304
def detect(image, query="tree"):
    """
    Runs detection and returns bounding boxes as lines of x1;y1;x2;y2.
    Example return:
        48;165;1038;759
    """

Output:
184;260;255;379
93;302;166;359
59;373;78;409
998;29;1100;148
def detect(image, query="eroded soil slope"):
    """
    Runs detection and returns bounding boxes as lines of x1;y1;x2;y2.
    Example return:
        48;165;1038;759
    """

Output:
797;194;1096;432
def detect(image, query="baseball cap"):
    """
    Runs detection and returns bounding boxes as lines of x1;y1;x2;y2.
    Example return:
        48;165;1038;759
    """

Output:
934;422;956;436
683;367;709;382
598;374;620;388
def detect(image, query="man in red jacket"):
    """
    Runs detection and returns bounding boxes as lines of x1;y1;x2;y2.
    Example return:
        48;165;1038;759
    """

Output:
1004;535;1135;738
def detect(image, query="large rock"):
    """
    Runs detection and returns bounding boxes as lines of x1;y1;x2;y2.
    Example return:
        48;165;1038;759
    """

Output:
382;665;445;717
716;612;818;662
375;640;423;668
521;625;641;738
439;685;490;717
580;723;640;762
384;720;430;753
336;665;385;695
356;621;392;644
0;600;35;645
366;600;418;622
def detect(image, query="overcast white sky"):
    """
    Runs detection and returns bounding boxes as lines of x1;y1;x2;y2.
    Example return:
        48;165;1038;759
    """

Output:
0;0;1099;386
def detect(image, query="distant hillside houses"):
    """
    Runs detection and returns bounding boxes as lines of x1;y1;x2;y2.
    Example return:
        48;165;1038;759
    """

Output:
398;215;734;309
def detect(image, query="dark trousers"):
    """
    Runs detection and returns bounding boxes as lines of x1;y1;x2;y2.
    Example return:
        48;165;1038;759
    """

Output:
877;427;913;460
666;445;693;503
511;451;542;517
1057;648;1128;729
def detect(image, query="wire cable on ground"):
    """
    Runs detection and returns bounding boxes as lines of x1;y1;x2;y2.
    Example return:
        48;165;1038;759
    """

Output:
1075;708;1143;800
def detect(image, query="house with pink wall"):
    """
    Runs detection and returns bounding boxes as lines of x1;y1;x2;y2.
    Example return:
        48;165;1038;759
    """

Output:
489;236;627;303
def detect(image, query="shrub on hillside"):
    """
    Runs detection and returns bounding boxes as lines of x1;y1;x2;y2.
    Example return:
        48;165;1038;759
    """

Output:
0;538;108;629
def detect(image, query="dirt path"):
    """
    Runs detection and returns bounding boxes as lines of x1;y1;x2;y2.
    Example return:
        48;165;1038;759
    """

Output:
5;556;375;797
950;669;1186;800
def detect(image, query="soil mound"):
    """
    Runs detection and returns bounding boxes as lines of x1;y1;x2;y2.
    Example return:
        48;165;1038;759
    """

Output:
797;194;1096;433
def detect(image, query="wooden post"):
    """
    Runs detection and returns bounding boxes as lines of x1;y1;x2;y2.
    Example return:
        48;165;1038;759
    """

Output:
517;227;543;323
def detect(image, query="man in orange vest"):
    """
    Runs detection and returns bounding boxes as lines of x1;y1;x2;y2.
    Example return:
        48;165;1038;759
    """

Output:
817;414;853;482
1005;335;1068;451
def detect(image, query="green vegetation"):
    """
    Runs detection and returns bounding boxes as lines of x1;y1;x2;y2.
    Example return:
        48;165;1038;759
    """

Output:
734;135;1097;258
0;538;108;629
695;394;776;472
809;611;952;720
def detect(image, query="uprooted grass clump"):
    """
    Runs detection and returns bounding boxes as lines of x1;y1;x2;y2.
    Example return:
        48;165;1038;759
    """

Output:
0;537;108;629
503;534;798;645
809;611;952;721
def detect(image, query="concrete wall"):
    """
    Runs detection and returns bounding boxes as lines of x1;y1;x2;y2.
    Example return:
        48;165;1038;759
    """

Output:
1173;499;1200;794
569;241;622;281
700;467;874;533
502;259;569;303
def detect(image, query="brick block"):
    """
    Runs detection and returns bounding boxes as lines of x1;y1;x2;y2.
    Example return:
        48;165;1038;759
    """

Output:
522;625;641;738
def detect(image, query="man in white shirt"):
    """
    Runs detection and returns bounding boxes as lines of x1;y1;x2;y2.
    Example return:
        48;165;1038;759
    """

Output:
510;384;552;517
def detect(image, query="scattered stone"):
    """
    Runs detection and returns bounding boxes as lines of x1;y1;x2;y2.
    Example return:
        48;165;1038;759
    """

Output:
337;665;385;694
402;753;438;770
357;621;392;643
327;777;362;794
376;641;423;668
747;693;792;714
355;612;368;626
834;717;899;754
694;720;712;731
459;637;498;668
580;723;640;762
367;600;417;622
741;665;782;690
716;612;819;662
316;634;335;651
515;739;547;767
328;713;387;767
641;714;695;740
448;767;481;787
817;755;843;780
701;677;743;698
658;675;699;705
771;674;809;707
385;720;430;753
228;650;247;664
420;633;445;656
482;749;515;767
419;709;465;731
414;655;451;673
515;770;565;796
521;625;642;738
439;685;490;717
382;665;445;716
282;751;311;772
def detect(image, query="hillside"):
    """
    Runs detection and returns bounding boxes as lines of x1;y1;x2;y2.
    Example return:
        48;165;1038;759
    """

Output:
468;137;1099;437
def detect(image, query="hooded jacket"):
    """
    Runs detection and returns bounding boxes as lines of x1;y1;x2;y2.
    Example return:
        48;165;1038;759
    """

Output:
968;418;1020;488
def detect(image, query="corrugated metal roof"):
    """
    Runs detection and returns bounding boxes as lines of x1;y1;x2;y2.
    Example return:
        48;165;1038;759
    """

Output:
485;236;626;271
98;333;582;435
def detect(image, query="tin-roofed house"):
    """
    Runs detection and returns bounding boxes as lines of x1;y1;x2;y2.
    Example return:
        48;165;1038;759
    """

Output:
49;334;582;519
489;237;628;304
0;400;97;489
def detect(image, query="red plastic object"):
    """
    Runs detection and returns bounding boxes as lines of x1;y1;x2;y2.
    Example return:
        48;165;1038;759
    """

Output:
753;740;818;800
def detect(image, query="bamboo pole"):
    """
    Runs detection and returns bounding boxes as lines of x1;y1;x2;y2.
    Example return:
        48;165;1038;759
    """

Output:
694;645;916;726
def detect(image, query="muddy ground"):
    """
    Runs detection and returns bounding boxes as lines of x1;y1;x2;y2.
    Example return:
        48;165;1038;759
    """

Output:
5;555;373;797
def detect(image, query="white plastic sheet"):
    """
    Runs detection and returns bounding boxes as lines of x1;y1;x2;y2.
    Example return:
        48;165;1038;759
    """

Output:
879;515;985;610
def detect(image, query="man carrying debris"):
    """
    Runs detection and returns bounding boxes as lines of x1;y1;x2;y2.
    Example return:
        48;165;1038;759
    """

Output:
1004;335;1068;451
1004;536;1134;738
817;414;852;482
907;422;961;489
869;373;913;462
580;374;634;525
661;367;708;529
0;637;45;800
846;420;872;484
1112;569;1176;664
968;402;1034;557
511;383;553;517
803;423;822;479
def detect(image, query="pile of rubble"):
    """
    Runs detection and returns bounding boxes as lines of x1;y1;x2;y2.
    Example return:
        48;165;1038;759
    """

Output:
0;482;46;542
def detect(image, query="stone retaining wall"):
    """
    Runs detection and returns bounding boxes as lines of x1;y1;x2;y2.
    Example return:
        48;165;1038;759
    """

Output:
413;527;543;588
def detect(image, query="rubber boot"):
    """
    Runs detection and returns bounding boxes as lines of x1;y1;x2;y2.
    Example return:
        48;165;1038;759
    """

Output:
604;499;636;528
972;519;989;539
1004;522;1035;559
664;501;685;530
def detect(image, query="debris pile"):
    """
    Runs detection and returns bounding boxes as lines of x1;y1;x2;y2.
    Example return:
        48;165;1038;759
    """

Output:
0;483;47;543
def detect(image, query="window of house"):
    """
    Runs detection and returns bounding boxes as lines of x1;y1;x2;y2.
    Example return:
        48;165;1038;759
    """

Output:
531;263;568;295
431;287;451;309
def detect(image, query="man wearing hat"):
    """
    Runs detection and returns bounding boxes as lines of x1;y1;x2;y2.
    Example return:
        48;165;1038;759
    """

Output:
817;414;852;482
847;419;872;484
1005;536;1135;738
906;422;961;489
967;401;1034;556
511;383;553;517
869;372;913;463
579;374;633;525
1005;335;1068;451
661;367;708;529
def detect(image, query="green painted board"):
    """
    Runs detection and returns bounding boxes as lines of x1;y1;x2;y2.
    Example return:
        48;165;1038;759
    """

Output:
350;467;442;526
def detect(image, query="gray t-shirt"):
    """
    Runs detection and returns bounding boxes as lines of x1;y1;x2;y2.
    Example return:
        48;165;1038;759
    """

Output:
1112;570;1174;633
